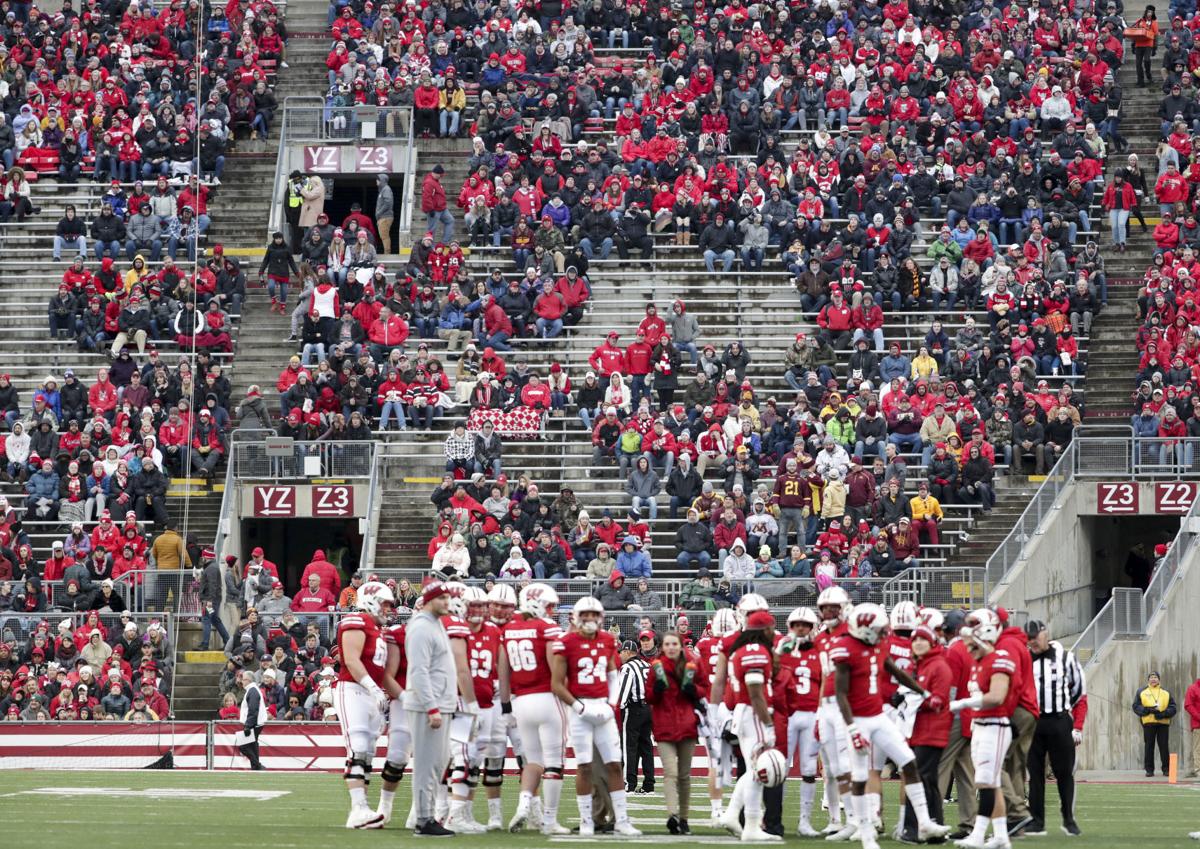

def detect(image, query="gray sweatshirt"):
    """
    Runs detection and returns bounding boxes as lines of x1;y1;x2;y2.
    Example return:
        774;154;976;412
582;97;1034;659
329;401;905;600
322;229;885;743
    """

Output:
376;175;395;219
402;610;457;713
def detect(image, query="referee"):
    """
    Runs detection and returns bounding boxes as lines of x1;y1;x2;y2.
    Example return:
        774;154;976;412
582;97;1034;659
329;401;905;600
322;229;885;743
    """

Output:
619;635;653;794
1025;620;1086;837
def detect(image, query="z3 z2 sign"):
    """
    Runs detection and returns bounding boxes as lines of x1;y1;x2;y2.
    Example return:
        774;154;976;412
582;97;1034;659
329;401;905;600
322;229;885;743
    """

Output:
1096;482;1138;514
1096;481;1200;515
1154;481;1199;514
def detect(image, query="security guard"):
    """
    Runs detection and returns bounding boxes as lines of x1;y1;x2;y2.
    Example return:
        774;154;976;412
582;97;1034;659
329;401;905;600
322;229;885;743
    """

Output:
1024;621;1086;837
284;169;305;252
1134;671;1178;777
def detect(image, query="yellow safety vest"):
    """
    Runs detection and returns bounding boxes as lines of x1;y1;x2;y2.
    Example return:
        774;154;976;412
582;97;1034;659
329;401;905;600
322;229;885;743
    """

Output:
287;181;303;208
1140;686;1172;725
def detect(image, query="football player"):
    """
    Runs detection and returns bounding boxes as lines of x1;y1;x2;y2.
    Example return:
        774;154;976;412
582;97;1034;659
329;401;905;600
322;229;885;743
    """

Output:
832;603;950;849
499;583;568;835
724;608;782;842
375;598;411;826
870;600;919;832
696;607;739;825
949;609;1020;849
335;581;396;829
551;597;641;836
814;585;857;839
441;584;488;833
778;606;822;836
709;593;773;834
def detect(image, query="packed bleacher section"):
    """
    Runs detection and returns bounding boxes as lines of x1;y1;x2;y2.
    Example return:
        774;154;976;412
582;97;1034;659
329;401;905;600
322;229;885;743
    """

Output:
1130;75;1200;466
0;0;292;514
283;0;1118;584
0;609;174;721
0;0;294;720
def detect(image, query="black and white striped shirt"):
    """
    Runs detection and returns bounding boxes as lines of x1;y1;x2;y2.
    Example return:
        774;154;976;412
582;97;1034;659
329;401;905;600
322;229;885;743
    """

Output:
1031;643;1086;715
618;657;649;706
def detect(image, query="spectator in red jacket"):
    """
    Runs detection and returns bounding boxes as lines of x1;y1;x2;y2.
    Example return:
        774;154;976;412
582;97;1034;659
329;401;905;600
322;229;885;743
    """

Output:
476;293;514;352
299;549;342;598
368;305;410;360
589;332;627;376
420;164;453;244
646;634;702;831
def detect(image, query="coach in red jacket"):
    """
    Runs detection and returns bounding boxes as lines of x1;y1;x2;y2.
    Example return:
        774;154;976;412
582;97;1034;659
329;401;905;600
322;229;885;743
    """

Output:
905;625;953;840
646;634;702;833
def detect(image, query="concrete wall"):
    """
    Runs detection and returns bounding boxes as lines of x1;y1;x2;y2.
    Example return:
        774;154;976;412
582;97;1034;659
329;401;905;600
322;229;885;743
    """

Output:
990;485;1098;638
1076;535;1200;771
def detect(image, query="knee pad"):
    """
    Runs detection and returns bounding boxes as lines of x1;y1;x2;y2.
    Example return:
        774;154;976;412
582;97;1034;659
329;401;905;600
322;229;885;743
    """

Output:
344;752;372;783
380;760;405;784
483;759;504;787
448;760;471;787
977;787;996;816
543;766;563;782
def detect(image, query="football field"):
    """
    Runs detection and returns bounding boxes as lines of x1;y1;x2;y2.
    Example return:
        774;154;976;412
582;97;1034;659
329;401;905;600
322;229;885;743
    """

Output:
2;770;1198;847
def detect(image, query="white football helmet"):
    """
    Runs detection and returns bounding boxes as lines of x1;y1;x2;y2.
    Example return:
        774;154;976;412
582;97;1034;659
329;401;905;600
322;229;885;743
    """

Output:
787;606;820;647
889;600;921;633
573;596;604;635
463;587;488;624
519;583;559;618
918;607;945;632
817;586;851;623
848;603;889;646
355;581;396;621
965;608;1003;646
487;583;517;624
755;748;788;788
710;607;740;638
444;581;469;619
737;593;770;614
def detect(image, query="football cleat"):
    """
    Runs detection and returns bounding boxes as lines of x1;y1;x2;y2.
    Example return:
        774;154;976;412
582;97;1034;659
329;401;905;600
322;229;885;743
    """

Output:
614;821;643;836
919;822;952;841
797;819;821;837
825;823;860;842
346;805;386;829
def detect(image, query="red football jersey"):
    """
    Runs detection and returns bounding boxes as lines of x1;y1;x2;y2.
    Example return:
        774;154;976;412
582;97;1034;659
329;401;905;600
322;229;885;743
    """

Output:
467;622;501;707
441;614;471;641
829;635;884;718
878;633;914;704
337;613;387;688
946;638;974;736
729;642;774;706
695;634;724;687
816;621;849;699
970;648;1019;719
554;630;620;699
502;616;563;696
383;622;407;688
779;644;822;712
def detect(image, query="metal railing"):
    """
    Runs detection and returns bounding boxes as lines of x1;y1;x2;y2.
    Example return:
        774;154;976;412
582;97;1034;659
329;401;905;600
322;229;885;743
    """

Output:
882;566;985;610
281;102;412;143
230;439;375;480
983;427;1134;593
1072;456;1200;666
359;448;384;577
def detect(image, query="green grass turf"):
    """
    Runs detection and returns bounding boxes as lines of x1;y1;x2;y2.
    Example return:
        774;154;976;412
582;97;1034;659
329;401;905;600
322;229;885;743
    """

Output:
1;770;1197;847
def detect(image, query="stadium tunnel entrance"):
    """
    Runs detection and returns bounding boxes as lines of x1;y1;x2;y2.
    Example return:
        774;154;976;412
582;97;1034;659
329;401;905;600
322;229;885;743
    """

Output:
237;517;361;594
1080;515;1179;606
320;175;403;254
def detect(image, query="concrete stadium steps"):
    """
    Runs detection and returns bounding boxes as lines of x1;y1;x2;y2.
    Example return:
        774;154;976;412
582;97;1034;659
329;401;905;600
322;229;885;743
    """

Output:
1076;60;1159;426
367;424;1019;578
